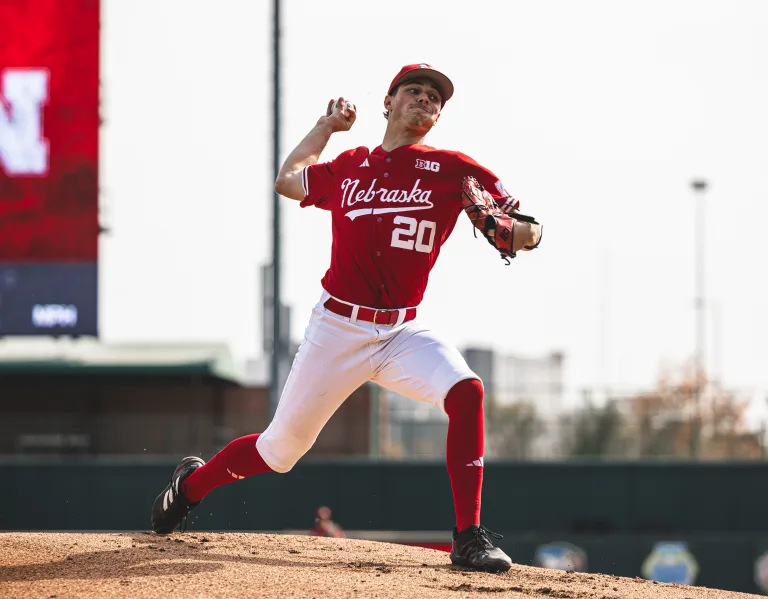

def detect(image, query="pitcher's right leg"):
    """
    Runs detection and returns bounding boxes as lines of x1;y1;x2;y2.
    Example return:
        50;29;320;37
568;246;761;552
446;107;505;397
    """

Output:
152;300;375;533
256;304;376;472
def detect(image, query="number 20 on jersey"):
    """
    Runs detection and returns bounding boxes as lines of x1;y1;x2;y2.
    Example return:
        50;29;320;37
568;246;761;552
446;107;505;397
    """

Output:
391;216;436;253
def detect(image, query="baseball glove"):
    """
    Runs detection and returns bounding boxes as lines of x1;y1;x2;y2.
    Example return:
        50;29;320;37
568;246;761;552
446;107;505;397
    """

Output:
461;176;542;263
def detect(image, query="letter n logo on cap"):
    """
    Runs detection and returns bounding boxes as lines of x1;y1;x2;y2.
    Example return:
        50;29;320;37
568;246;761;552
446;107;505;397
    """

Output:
418;63;432;69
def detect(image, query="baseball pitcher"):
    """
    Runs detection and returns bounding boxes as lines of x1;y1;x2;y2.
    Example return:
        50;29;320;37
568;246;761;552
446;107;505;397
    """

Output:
152;63;543;573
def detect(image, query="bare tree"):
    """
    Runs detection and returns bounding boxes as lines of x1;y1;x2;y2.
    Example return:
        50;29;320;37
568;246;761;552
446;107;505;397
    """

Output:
485;398;545;459
559;400;629;458
556;363;762;460
702;381;762;459
627;363;761;459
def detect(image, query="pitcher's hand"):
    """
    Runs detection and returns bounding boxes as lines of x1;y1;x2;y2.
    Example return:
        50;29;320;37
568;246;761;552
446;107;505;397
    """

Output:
324;96;357;132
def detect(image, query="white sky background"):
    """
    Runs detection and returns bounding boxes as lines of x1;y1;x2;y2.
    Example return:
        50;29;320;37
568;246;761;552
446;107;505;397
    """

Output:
100;0;768;403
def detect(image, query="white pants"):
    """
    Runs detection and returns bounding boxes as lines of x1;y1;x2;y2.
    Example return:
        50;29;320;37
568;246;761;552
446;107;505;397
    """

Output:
256;290;479;473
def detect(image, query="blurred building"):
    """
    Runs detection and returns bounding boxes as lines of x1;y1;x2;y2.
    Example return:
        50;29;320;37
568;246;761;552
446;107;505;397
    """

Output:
0;338;373;460
381;388;449;459
492;350;565;413
379;347;566;459
462;347;565;411
467;347;565;458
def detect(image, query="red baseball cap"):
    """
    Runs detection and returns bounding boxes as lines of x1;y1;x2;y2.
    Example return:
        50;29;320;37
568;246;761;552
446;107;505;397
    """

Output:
387;63;454;105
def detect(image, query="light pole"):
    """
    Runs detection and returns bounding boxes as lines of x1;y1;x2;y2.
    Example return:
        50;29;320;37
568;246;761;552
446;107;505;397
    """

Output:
691;178;708;458
269;0;282;419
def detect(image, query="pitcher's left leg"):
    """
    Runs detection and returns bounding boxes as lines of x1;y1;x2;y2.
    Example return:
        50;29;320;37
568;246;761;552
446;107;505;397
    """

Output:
444;378;484;532
372;323;512;572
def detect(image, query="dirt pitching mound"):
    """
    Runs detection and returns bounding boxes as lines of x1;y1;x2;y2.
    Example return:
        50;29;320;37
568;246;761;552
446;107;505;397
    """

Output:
0;532;760;599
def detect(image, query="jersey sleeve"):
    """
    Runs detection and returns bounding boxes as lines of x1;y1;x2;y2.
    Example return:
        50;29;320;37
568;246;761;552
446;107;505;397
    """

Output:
300;148;366;211
299;157;338;211
458;152;520;212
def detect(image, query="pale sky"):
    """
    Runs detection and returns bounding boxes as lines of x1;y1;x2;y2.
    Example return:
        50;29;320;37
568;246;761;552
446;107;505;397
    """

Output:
100;0;768;402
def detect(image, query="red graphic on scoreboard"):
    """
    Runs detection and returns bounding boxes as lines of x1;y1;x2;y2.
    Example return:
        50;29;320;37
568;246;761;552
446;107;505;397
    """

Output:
0;0;100;262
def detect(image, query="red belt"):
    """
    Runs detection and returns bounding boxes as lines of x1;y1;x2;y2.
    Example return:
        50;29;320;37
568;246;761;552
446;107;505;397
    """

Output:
323;297;416;326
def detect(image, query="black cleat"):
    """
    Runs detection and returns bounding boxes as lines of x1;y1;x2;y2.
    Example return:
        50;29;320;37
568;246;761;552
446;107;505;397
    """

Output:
151;456;205;534
450;525;513;573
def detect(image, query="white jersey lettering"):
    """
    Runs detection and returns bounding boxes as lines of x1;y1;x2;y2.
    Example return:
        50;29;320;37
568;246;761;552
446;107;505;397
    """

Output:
341;177;433;220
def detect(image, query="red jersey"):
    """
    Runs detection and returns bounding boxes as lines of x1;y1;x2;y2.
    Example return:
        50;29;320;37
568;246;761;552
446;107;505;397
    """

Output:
301;143;518;309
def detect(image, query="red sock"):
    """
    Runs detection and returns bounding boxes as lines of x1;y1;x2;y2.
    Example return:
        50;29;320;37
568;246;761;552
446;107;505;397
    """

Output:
182;433;273;503
444;378;485;533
